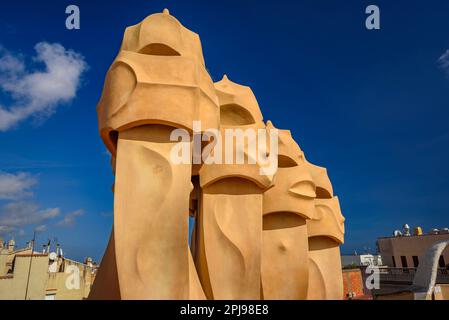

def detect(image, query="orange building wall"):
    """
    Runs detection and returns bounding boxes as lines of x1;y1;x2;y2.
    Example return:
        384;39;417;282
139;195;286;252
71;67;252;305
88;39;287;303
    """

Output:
342;268;366;299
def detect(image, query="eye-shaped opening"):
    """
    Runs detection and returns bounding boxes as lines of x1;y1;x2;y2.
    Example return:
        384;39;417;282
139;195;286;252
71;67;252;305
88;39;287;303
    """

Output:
138;43;181;56
204;177;261;195
315;187;332;199
220;103;256;126
278;155;298;168
289;180;316;198
308;236;339;251
263;212;306;230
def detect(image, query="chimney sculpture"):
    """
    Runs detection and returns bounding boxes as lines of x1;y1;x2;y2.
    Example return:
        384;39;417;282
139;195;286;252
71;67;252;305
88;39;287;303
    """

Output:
90;8;218;299
90;9;345;300
261;122;314;299
194;75;273;299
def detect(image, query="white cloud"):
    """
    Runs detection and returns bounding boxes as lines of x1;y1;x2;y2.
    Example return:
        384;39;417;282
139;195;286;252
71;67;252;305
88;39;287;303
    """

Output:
0;50;24;75
438;49;449;75
0;171;86;237
0;225;15;235
57;209;84;227
0;171;37;200
0;171;61;236
35;224;47;232
0;42;87;131
0;202;60;227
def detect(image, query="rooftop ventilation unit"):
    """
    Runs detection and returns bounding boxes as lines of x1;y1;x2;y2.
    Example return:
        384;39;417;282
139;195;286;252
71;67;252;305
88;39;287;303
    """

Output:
403;224;411;236
414;226;423;236
393;230;403;237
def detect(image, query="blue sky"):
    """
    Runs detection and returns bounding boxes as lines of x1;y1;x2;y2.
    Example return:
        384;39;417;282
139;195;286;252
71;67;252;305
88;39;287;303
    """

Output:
0;0;448;262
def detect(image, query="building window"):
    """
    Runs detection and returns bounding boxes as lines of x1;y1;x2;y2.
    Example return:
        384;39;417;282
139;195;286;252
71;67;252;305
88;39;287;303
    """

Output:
412;256;419;268
392;256;396;267
400;256;408;268
439;256;446;268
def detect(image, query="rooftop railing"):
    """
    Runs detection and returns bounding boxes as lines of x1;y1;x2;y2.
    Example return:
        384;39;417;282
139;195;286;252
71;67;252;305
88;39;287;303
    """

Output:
378;267;449;284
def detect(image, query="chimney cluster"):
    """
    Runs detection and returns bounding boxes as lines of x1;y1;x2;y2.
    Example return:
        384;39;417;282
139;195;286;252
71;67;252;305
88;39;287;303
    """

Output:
42;240;64;257
393;224;449;237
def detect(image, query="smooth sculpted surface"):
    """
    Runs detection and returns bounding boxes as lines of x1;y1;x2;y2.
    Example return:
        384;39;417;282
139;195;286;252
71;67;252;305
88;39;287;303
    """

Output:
91;9;345;300
195;75;272;299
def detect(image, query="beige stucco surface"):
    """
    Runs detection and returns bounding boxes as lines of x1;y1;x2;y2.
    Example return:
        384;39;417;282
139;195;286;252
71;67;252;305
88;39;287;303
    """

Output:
0;251;94;300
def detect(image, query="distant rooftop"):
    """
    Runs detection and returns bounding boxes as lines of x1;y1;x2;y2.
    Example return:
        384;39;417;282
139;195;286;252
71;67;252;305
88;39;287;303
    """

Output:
378;232;449;240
